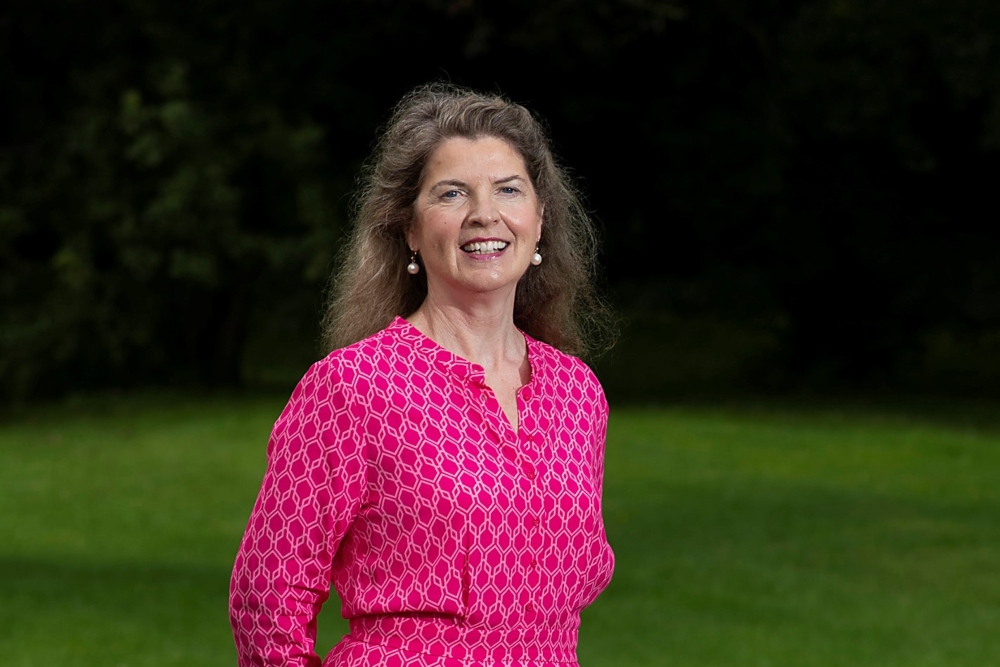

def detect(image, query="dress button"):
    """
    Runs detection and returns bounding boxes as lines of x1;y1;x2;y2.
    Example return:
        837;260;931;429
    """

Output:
531;517;541;528
530;559;538;568
525;602;534;612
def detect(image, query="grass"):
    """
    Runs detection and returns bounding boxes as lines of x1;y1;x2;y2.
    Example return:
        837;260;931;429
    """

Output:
1;394;998;665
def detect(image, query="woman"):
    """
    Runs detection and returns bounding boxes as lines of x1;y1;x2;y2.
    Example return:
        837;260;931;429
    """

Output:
230;84;616;667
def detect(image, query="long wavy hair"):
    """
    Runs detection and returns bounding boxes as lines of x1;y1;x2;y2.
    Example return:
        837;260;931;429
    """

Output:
321;83;615;359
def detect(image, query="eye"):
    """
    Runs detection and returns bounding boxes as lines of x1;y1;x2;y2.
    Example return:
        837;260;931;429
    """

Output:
441;189;461;199
499;186;519;195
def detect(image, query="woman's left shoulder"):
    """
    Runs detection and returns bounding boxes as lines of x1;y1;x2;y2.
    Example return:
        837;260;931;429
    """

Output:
527;337;606;399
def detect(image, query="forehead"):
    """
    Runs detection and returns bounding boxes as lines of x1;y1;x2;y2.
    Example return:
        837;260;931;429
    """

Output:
422;136;529;182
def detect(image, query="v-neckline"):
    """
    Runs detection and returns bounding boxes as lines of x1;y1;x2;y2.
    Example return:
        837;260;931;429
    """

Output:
391;316;535;436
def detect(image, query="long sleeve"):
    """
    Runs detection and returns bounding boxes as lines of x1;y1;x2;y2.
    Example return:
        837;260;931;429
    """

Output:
593;385;610;500
230;358;369;667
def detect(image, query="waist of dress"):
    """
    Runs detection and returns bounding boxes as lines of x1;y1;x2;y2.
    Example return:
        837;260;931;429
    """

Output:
348;614;579;664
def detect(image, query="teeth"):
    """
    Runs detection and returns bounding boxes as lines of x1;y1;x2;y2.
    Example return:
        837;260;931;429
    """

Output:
462;241;509;253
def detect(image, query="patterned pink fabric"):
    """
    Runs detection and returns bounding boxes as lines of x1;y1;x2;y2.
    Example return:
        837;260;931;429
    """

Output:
230;317;613;666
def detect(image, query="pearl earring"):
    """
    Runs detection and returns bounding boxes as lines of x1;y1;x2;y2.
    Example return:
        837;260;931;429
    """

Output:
406;251;420;275
531;246;542;266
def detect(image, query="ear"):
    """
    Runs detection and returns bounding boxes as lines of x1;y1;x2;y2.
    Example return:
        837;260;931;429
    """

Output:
406;221;418;253
536;204;544;243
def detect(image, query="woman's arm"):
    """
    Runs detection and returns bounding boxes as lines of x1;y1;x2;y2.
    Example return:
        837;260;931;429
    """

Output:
229;357;368;667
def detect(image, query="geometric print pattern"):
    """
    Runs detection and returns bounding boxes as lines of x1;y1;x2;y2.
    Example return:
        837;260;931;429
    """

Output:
230;317;614;666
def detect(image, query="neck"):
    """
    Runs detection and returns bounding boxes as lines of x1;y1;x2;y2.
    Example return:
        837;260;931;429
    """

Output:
406;292;524;371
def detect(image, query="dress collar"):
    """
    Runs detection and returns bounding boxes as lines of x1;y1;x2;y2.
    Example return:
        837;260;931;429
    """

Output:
389;316;539;395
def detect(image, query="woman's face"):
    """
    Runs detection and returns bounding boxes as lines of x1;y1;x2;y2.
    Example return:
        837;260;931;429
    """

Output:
409;136;543;306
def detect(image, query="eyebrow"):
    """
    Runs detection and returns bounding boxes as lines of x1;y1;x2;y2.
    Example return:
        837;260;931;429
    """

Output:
429;179;467;190
428;175;526;190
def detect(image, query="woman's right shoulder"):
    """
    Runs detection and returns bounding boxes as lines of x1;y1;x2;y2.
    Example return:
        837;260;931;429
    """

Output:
271;324;404;437
300;319;405;390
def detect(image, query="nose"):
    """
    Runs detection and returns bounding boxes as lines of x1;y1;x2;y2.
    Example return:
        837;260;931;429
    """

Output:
467;192;500;226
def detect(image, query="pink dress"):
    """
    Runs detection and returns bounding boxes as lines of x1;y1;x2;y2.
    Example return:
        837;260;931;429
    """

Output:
230;317;614;667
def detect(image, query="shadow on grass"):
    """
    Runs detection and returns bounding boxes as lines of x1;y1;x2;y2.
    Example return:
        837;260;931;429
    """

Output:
0;555;353;665
0;557;236;664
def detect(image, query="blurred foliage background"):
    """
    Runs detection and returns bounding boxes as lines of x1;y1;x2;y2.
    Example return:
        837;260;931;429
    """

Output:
2;0;999;402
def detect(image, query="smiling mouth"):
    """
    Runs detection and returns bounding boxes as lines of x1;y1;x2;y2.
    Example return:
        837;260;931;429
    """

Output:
461;240;509;254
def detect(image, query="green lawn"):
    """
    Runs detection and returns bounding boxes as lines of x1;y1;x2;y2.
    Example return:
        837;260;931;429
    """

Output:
1;394;998;666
